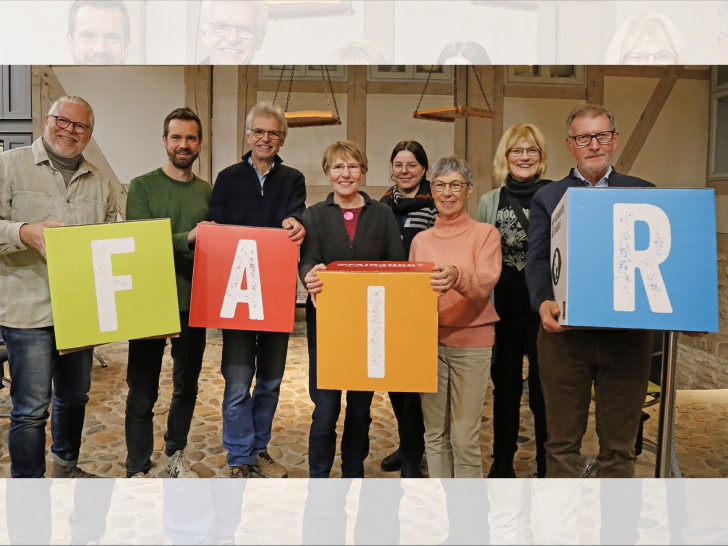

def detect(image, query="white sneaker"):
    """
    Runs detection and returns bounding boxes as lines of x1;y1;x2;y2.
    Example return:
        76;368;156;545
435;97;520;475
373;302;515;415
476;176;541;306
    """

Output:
129;471;149;478
165;450;198;478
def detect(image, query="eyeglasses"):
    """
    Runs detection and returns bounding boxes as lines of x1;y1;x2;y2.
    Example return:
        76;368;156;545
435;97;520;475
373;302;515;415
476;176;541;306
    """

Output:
330;164;361;174
392;162;420;172
49;115;91;135
249;128;284;141
209;21;259;40
432;181;467;193
622;51;678;65
508;147;540;157
569;131;615;147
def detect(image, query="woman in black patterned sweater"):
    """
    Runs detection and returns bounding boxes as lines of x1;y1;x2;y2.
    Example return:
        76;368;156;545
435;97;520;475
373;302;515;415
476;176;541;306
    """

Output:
378;140;437;477
477;124;552;478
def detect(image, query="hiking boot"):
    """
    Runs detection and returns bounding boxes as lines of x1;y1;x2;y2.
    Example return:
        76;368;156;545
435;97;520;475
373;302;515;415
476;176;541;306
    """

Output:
166;449;198;478
252;450;288;478
230;464;252;478
51;463;99;478
380;449;402;472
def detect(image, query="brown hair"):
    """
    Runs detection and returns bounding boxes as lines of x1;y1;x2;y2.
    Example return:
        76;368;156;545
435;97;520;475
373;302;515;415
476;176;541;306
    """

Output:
322;140;368;175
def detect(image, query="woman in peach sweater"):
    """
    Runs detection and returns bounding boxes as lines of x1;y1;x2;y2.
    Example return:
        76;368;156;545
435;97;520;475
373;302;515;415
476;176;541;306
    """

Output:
409;155;502;478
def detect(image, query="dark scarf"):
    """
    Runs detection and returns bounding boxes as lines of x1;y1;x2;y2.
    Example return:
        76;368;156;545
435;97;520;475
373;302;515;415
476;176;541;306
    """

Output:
381;179;434;213
504;174;546;197
380;179;437;255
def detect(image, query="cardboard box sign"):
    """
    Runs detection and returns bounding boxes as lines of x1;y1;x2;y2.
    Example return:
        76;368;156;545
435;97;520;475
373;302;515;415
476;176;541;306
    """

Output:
550;188;718;331
45;219;180;351
316;261;438;393
189;223;298;332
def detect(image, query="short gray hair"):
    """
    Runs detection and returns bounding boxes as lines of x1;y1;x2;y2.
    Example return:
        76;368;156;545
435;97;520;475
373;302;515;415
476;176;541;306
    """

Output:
48;95;95;127
200;0;268;35
565;104;616;134
431;155;474;185
245;101;288;139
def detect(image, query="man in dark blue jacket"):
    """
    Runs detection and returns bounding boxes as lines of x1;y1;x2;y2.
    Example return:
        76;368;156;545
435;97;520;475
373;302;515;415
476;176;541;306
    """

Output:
525;104;654;478
209;101;305;478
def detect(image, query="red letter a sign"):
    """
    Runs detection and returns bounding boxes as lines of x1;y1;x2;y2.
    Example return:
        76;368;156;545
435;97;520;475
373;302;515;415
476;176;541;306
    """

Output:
189;224;298;332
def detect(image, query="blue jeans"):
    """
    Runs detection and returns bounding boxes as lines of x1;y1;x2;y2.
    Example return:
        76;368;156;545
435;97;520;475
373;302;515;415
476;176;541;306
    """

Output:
221;329;289;466
2;326;93;478
125;312;206;476
306;300;373;478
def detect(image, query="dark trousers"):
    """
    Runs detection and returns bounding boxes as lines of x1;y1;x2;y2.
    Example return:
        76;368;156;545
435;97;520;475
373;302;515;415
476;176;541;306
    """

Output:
537;327;652;477
125;312;206;476
491;266;547;464
306;299;373;478
387;391;425;462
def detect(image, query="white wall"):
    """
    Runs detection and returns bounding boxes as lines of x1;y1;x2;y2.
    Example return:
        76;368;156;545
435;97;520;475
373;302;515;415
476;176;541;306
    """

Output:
502;97;583;182
393;1;538;64
607;76;710;188
54;66;185;185
366;94;455;192
49;66;712;205
210;65;239;181
502;76;710;189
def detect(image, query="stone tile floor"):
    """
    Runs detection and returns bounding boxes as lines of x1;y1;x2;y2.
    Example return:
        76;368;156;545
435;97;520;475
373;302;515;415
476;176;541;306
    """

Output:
0;319;725;479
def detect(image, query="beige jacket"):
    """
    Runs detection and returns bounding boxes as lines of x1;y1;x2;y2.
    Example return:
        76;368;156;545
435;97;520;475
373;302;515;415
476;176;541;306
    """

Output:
0;138;118;328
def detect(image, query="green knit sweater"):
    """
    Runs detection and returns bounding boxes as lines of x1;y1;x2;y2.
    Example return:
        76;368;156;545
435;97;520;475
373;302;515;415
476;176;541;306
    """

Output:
126;168;212;312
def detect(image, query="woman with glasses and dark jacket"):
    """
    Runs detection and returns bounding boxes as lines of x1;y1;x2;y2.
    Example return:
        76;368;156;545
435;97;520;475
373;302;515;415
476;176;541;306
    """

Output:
476;123;552;478
300;140;405;478
378;140;437;478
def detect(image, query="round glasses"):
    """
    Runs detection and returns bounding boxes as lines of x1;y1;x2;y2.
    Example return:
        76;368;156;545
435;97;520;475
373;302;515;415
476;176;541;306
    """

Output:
392;162;420;172
508;147;540;157
49;115;91;134
330;164;361;174
249;128;283;141
432;181;467;193
569;131;615;147
209;21;259;40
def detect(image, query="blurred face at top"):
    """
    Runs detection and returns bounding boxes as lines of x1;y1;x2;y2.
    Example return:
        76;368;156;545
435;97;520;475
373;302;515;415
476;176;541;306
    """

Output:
391;150;426;197
507;138;541;182
432;171;472;221
328;153;363;200
203;1;265;64
67;5;128;64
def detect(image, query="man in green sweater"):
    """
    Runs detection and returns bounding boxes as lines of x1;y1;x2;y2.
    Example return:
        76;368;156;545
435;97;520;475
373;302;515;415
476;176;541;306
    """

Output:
124;107;212;478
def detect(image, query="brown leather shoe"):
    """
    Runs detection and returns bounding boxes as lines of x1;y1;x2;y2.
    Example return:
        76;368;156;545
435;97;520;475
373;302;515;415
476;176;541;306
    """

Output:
230;464;252;478
252;451;288;478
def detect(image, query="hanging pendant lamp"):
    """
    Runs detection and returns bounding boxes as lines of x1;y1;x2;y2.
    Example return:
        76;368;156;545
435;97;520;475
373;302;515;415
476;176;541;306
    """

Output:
272;65;342;128
413;65;495;122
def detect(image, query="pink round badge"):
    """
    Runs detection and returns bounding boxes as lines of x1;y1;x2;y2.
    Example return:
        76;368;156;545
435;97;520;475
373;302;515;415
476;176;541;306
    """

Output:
343;211;354;220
